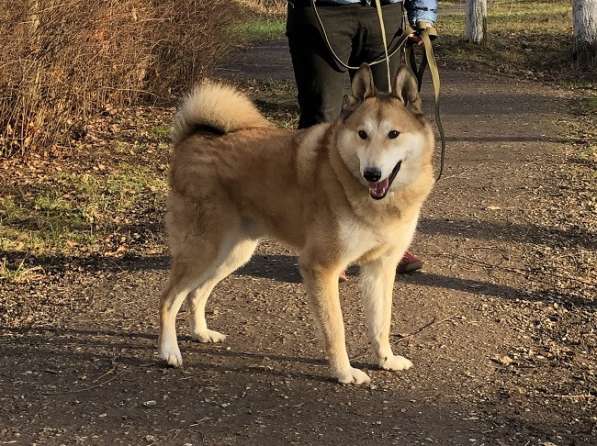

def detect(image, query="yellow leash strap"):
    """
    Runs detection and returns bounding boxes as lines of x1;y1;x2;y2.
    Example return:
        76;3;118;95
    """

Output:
373;0;392;93
420;28;446;181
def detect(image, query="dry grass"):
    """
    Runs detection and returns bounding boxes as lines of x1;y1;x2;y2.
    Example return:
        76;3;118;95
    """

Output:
0;0;237;158
237;0;286;16
0;258;44;284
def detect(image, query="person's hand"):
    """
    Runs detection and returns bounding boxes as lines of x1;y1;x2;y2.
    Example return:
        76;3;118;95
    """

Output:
407;21;437;46
416;20;438;39
407;33;424;46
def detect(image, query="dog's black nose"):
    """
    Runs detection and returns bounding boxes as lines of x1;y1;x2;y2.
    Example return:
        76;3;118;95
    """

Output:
363;167;381;182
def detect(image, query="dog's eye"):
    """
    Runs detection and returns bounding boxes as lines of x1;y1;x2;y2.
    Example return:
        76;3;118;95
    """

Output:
388;130;400;139
358;130;368;140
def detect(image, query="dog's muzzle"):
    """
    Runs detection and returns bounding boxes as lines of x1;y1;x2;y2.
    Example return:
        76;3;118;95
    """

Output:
367;161;402;200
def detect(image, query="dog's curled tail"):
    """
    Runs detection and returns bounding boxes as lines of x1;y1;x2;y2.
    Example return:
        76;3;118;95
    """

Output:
172;81;271;144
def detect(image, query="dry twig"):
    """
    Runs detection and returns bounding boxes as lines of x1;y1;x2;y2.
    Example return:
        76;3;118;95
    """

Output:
393;315;459;341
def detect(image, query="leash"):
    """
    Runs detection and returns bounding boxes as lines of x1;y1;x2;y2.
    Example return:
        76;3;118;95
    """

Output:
311;0;446;181
310;0;410;71
407;28;446;181
373;0;393;92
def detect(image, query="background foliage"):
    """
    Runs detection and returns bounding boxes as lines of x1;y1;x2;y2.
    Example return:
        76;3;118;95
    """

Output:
0;0;237;157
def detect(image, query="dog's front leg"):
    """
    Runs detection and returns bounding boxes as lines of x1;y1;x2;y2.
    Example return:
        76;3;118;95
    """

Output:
360;254;413;372
300;260;370;385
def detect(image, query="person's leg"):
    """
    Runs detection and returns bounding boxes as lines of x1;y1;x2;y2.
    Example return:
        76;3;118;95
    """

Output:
357;3;406;92
287;3;357;128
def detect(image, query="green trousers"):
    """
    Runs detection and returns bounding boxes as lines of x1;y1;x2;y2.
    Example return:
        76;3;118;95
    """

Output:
286;1;405;128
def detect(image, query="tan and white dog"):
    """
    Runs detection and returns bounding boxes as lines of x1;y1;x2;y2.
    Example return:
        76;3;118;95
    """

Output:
159;65;435;385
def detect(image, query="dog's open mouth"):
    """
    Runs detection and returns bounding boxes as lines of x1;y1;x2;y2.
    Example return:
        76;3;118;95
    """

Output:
368;161;402;200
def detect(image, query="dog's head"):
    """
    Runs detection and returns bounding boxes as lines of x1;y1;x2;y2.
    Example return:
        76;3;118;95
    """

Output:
336;64;433;200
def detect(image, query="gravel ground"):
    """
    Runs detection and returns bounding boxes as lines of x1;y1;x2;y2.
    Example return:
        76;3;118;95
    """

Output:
0;40;595;446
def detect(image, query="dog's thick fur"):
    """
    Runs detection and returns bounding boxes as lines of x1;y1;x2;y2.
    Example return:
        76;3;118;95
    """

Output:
159;66;435;384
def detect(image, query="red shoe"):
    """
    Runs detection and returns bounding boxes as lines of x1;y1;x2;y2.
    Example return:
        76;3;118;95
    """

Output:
397;251;423;274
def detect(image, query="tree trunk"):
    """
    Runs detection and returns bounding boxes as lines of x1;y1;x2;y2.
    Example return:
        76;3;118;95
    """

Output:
465;0;487;45
573;0;597;66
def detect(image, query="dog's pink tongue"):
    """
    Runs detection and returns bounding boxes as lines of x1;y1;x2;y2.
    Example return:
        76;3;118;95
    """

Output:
369;178;389;199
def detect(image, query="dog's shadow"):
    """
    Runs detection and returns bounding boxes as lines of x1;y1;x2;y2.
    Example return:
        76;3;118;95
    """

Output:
0;325;340;384
236;254;361;284
237;254;302;283
236;254;594;308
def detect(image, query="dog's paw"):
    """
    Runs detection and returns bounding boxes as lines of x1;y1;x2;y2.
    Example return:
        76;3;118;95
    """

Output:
380;355;413;371
193;329;227;343
336;367;371;385
159;339;183;368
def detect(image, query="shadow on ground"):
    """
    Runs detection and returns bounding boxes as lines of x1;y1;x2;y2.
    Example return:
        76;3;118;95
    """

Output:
419;218;595;250
0;323;590;445
2;249;592;307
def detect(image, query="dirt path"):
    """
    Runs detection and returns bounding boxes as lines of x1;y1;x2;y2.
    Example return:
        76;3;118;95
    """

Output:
1;40;595;446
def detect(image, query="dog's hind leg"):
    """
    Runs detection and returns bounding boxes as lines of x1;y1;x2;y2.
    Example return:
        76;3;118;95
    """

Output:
360;253;413;372
187;238;257;343
159;258;210;368
159;231;257;368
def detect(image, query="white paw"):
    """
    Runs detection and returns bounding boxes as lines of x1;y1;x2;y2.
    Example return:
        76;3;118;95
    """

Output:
336;367;371;385
380;355;413;371
159;338;183;367
193;329;227;343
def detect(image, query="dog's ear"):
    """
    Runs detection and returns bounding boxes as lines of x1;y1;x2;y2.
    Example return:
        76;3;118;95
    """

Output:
340;94;359;119
351;64;376;101
392;66;422;113
341;64;375;119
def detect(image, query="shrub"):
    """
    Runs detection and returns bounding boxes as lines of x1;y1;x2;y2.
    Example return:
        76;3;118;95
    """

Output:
0;0;236;157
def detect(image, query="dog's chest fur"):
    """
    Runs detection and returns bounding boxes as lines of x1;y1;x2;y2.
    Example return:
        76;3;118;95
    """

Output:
336;210;418;265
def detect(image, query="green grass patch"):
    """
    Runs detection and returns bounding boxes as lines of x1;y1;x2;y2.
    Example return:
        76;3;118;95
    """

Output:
149;125;171;142
231;18;285;42
0;165;168;256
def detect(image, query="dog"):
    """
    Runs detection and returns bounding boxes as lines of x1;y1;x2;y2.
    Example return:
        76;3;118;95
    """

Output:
158;64;435;385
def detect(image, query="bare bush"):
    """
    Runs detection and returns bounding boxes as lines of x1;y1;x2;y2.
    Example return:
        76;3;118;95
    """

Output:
0;0;236;157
